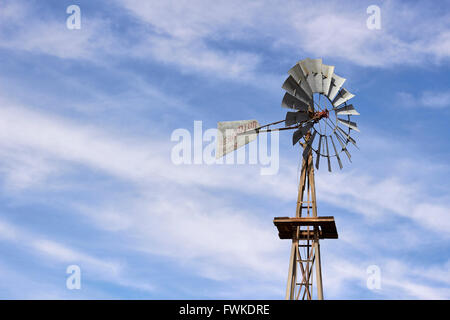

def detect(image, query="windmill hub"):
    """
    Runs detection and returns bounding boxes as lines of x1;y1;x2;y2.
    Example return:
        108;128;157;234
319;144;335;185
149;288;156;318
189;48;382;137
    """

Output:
312;109;329;122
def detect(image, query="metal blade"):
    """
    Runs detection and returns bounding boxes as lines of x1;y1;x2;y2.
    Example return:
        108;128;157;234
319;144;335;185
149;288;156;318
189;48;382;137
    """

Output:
296;112;310;123
332;87;355;107
325;136;332;172
292;129;302;146
315;134;322;170
299;58;311;76
334;132;352;162
321;64;335;96
282;75;298;94
285;111;309;126
282;92;309;112
285;111;297;126
287;63;304;82
337;126;357;146
302;130;317;160
334;104;360;116
282;75;312;104
299;58;323;93
288;64;313;99
310;59;323;94
337;118;360;132
330;135;343;169
292;122;313;145
327;74;346;101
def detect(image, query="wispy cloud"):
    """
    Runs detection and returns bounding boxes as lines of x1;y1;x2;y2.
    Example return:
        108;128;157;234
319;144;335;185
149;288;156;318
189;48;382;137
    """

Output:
0;0;449;299
396;90;450;109
116;0;450;71
0;218;155;295
0;2;115;61
0;97;448;297
2;0;448;87
323;256;450;300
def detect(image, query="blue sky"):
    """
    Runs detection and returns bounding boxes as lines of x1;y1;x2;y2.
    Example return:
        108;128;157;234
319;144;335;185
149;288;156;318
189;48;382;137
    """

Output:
0;0;449;299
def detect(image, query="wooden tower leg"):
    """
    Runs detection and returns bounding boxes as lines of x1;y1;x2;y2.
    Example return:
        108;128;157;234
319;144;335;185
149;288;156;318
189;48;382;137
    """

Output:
314;229;324;300
285;240;297;299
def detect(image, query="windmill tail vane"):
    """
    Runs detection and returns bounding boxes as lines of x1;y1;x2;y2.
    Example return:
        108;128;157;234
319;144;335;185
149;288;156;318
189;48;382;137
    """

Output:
216;58;361;300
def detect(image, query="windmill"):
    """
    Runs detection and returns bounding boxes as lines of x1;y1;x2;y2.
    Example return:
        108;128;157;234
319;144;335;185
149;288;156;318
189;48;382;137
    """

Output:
216;58;360;300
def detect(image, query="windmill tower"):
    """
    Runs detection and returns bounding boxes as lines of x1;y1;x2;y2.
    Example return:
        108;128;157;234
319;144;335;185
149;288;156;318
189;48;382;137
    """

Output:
216;58;360;300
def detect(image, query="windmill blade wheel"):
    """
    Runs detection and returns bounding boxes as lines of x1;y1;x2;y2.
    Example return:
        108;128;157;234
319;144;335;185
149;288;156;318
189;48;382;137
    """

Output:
281;58;361;171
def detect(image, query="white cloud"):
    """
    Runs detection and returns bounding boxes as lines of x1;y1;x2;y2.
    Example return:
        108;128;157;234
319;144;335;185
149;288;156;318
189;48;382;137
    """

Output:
0;99;448;297
397;90;450;109
2;0;448;86
116;0;450;71
0;1;116;61
0;98;448;239
134;36;263;81
0;0;449;298
118;0;263;41
323;256;450;299
0;147;63;191
0;0;269;83
32;239;121;276
317;171;450;235
117;0;269;81
0;217;155;294
420;91;450;108
377;259;450;299
0;219;18;241
0;218;120;275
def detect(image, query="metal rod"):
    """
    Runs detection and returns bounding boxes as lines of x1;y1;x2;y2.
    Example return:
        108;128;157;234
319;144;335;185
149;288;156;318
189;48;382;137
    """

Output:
237;123;300;135
255;119;285;130
257;126;299;133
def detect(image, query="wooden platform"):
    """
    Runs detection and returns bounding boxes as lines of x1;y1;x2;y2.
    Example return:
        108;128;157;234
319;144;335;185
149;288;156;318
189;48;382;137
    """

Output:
273;216;338;240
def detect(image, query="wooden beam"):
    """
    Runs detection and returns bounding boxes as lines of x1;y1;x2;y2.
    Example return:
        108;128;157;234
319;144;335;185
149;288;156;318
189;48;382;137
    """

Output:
273;216;338;240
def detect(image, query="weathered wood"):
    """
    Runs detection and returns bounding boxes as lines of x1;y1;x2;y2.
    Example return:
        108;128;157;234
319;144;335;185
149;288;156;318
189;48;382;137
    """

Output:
295;155;307;217
285;240;297;300
314;228;324;300
273;216;338;240
308;153;318;217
